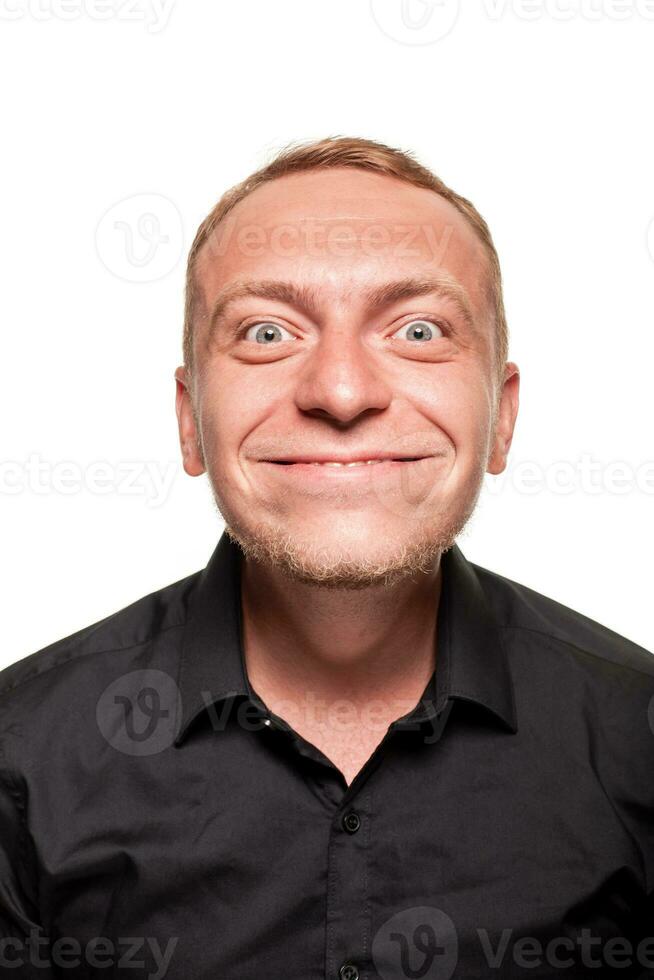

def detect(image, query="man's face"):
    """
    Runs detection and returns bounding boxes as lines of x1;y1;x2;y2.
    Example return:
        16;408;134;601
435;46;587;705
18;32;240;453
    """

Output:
176;168;519;587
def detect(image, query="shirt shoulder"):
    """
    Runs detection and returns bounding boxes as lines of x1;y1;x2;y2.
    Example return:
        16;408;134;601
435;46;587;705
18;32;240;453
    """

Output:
471;558;654;679
0;568;201;707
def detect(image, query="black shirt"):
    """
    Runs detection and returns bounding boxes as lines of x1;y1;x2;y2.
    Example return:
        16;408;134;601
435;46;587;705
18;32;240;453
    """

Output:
1;531;654;980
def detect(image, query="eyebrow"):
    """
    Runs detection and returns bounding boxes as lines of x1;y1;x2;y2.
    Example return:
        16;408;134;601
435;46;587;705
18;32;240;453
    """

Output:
203;274;477;343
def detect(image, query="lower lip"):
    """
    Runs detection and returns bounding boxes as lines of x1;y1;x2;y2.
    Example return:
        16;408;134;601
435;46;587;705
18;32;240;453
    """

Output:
259;458;431;480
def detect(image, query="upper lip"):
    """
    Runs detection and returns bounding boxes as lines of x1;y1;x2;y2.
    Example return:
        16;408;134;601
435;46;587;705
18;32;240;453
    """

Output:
262;452;431;464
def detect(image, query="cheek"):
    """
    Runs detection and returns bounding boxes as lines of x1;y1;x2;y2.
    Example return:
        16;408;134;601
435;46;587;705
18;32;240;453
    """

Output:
194;386;237;471
198;374;271;476
416;369;493;464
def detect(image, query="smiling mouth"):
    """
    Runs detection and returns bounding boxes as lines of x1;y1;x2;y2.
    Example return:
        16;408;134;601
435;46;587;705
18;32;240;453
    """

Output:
268;457;426;467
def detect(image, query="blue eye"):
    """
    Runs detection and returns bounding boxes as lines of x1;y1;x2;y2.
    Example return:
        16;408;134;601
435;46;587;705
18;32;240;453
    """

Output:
393;319;443;342
244;322;295;343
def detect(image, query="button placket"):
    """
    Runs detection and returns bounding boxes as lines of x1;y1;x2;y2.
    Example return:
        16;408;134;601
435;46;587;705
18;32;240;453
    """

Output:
325;787;372;978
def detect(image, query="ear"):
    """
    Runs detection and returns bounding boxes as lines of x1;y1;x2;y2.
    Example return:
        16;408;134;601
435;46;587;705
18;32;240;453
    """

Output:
487;362;520;475
174;366;206;477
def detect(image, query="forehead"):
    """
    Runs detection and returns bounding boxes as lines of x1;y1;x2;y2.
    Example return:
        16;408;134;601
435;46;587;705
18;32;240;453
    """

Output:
194;168;492;320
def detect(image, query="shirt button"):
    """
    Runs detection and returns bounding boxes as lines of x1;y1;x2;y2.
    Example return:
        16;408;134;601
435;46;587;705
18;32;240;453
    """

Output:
339;964;359;980
342;810;361;834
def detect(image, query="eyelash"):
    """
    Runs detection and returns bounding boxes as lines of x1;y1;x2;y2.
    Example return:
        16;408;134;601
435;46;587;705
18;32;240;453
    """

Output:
235;316;451;342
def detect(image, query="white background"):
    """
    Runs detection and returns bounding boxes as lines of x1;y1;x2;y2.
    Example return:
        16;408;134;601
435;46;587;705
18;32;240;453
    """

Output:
1;0;653;669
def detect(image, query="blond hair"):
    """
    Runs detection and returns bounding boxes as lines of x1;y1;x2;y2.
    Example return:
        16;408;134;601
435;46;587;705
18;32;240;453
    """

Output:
183;136;508;379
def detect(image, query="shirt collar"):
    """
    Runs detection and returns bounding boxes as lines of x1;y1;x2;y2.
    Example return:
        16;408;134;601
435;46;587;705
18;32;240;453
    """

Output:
174;530;517;746
433;539;518;734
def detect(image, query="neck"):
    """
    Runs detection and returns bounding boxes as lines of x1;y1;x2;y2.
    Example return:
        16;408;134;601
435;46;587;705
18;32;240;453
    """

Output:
240;554;443;719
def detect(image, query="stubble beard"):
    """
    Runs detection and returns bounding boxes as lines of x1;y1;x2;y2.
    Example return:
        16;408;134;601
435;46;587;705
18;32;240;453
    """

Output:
211;491;482;591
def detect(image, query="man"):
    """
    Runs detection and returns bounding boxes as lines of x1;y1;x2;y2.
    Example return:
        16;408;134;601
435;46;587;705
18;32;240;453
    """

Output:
1;136;653;979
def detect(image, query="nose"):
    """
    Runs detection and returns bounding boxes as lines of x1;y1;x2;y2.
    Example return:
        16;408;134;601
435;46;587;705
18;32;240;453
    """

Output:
293;323;392;425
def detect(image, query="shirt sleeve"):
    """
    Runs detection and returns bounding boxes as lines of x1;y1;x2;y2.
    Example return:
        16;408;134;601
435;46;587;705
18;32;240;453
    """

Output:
0;737;56;978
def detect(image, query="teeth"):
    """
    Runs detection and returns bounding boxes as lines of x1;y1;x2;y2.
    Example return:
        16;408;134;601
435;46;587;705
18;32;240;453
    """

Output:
309;459;385;466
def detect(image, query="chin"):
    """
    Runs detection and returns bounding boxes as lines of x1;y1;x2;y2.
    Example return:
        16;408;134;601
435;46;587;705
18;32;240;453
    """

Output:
221;512;463;591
